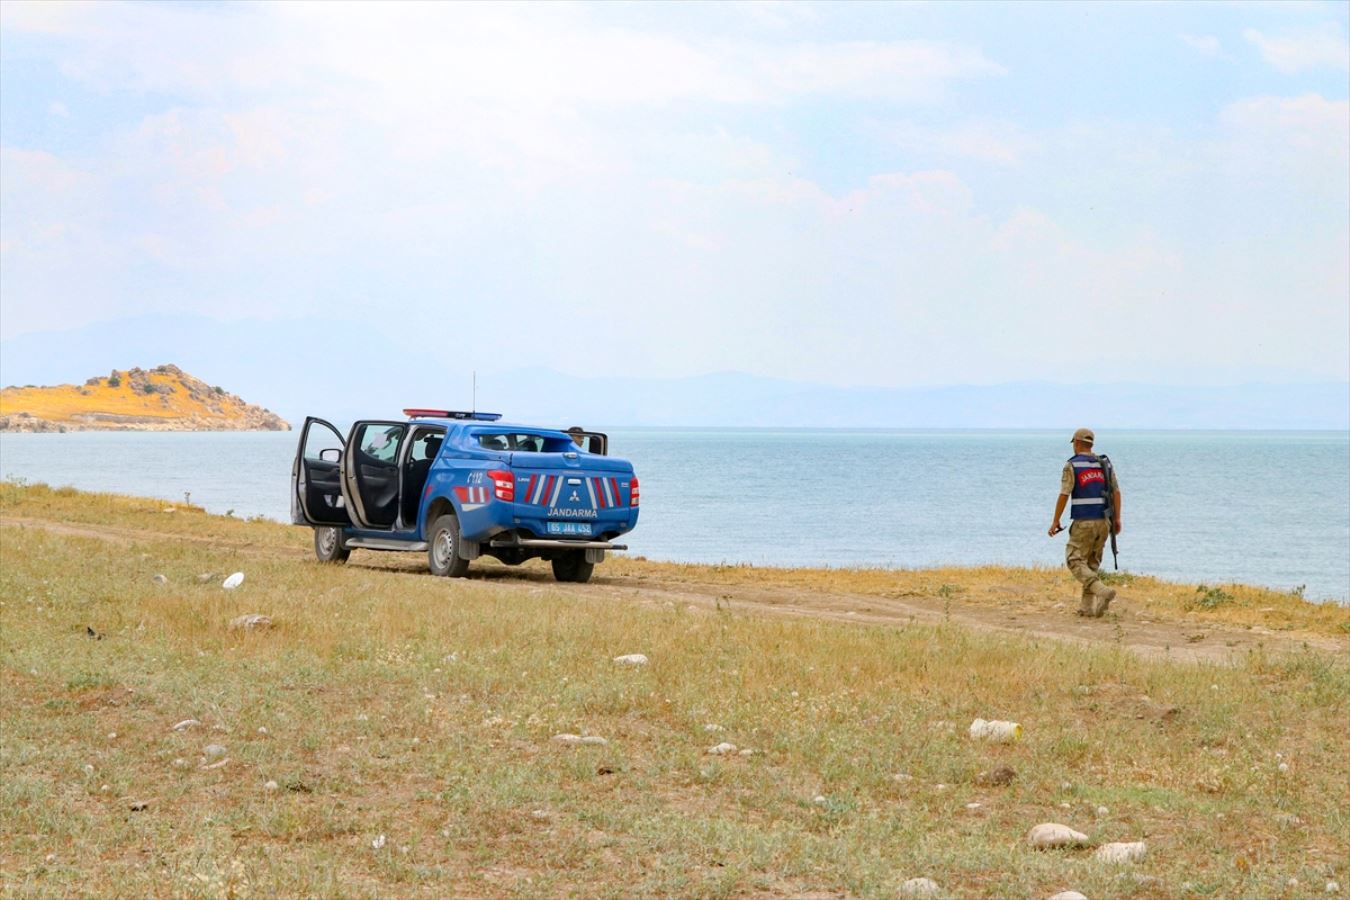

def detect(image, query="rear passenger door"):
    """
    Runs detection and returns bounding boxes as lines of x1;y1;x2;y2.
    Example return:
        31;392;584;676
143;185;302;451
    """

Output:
400;426;447;529
343;421;408;530
575;431;608;455
291;417;352;526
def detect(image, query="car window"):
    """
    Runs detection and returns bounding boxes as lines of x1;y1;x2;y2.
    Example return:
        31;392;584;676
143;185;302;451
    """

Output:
475;432;570;452
303;423;342;462
355;423;406;463
408;429;445;462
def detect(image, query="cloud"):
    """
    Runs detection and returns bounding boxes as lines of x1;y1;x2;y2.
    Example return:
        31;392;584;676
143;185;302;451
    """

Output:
2;1;1003;108
0;0;83;36
852;170;975;217
1219;93;1350;174
871;119;1040;166
1180;34;1223;58
739;1;821;29
1220;92;1349;138
0;146;87;197
754;41;1005;101
47;101;70;118
1;2;1346;386
1243;23;1350;73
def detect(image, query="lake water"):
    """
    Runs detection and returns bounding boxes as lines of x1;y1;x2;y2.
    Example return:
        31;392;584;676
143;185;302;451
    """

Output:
1;429;1346;603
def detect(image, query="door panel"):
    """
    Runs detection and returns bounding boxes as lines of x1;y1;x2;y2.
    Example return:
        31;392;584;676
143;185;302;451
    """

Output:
292;417;352;526
343;421;408;529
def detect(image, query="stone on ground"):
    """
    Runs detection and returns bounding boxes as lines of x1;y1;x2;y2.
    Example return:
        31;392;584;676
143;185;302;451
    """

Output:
1046;892;1088;900
899;877;942;896
1026;822;1089;849
1094;841;1146;863
706;742;738;755
230;614;272;630
976;765;1016;786
222;572;245;590
613;653;648;666
171;719;201;732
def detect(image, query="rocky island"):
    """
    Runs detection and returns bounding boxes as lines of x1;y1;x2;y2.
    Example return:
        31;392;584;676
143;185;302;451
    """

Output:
0;364;290;432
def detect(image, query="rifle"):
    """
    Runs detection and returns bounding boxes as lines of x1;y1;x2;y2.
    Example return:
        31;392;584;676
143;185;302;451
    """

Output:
1098;453;1118;570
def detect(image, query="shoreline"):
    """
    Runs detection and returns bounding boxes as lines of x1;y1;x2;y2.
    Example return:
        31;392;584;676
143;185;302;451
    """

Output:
3;482;1347;646
2;467;1346;605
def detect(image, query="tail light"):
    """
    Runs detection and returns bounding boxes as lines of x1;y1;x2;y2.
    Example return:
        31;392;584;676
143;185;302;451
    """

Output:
488;470;515;502
629;477;640;507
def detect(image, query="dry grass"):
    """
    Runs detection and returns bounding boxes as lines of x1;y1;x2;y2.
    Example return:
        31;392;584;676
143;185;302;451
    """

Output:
0;368;256;425
603;558;1349;640
1;483;1347;897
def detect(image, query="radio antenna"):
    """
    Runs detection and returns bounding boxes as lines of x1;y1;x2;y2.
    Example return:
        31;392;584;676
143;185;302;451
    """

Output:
472;371;476;413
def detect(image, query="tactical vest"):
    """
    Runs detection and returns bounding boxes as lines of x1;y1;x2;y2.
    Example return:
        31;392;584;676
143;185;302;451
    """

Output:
1068;453;1108;520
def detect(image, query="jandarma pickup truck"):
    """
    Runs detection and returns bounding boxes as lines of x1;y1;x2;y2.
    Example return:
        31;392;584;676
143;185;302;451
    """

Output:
290;410;639;583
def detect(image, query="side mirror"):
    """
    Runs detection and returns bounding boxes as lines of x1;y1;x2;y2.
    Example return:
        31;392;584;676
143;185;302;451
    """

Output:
320;447;341;463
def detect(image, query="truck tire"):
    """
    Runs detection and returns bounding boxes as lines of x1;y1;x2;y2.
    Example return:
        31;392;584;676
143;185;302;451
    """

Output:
314;526;350;564
551;552;594;584
428;514;470;578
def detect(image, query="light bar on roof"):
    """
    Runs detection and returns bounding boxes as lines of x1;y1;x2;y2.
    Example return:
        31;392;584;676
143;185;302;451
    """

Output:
403;409;502;421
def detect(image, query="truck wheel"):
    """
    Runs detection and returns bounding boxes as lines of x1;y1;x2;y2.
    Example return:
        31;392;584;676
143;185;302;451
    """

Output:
551;552;594;584
314;526;350;563
428;514;470;578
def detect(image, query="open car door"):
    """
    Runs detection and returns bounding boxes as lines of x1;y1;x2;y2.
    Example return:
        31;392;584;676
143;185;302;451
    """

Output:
292;417;352;526
342;421;409;530
570;430;608;455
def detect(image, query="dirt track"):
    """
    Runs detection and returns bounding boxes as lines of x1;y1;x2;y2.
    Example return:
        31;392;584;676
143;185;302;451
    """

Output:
4;516;1344;665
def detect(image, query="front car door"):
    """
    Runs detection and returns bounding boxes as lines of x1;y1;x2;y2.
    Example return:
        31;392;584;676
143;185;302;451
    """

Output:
291;416;352;526
343;421;408;530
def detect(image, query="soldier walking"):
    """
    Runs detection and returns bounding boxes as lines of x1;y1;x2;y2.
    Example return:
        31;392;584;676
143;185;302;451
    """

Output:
1048;428;1122;617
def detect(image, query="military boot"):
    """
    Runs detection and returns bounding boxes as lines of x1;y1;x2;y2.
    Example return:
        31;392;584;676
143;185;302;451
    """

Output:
1089;580;1117;617
1076;586;1095;617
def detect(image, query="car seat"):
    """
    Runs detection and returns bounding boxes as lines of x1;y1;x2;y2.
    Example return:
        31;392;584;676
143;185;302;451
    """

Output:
402;434;444;523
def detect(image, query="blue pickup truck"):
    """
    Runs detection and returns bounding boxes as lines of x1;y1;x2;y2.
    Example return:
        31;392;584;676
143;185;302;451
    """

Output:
290;410;638;583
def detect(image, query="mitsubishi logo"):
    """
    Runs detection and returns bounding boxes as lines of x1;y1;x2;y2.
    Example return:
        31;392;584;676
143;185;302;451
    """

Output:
568;490;581;502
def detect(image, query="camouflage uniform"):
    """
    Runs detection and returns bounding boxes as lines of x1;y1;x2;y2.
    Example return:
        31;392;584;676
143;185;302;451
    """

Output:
1060;458;1118;614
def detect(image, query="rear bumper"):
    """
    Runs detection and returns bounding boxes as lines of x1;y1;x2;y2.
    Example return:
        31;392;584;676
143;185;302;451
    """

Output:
506;505;639;541
488;537;627;551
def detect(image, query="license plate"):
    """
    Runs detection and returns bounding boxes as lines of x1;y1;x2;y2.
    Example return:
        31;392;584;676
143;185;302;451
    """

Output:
547;522;591;537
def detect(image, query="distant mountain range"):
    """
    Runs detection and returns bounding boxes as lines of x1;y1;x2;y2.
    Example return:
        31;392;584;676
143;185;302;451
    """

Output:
2;315;1346;430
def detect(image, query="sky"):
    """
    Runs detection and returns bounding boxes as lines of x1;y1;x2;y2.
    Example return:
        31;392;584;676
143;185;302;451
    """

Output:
1;0;1347;389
